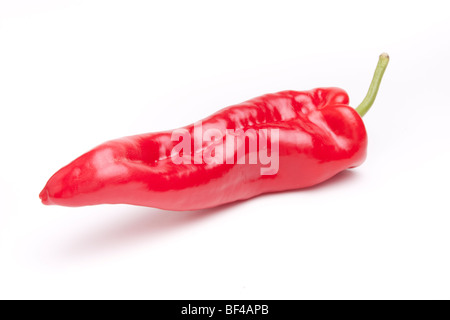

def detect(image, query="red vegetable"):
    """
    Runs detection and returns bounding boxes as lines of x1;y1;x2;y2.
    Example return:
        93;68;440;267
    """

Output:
40;54;389;211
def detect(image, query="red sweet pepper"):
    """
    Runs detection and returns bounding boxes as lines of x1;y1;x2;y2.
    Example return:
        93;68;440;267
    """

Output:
40;54;389;211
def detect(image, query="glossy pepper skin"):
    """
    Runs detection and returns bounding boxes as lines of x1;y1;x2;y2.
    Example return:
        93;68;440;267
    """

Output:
40;54;389;211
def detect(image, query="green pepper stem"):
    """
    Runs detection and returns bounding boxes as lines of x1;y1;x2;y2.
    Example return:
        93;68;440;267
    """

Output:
355;53;390;117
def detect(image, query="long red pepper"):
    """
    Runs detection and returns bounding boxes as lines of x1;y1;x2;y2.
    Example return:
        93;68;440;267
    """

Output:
40;54;389;211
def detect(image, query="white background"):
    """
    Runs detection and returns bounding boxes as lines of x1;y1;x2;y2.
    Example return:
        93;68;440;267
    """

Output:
0;0;449;300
